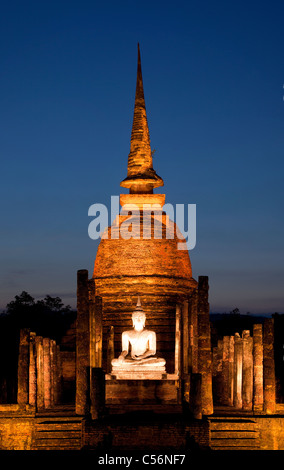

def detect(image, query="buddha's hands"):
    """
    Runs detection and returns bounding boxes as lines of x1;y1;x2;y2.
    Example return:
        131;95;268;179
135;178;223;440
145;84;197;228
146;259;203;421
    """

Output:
131;354;143;361
131;350;155;361
118;350;128;363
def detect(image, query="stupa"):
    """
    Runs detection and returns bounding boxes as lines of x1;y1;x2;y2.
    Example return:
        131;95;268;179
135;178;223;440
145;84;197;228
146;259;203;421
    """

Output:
75;44;213;417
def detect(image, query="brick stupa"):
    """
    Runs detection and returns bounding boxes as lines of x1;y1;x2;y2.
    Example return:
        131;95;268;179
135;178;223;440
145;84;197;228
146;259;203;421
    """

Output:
93;44;197;373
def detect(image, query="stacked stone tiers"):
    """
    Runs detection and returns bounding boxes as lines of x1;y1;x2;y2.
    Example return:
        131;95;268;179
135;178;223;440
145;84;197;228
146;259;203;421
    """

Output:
110;362;166;380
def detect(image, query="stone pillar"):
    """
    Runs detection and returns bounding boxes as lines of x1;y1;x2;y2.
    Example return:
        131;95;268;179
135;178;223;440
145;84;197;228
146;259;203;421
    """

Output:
29;332;37;407
263;319;276;414
222;336;230;405
242;330;253;411
107;326;114;373
197;276;213;415
35;336;44;410
43;338;51;409
175;304;182;376
212;340;223;404
89;298;96;368
55;345;62;405
189;373;202;419
17;328;30;407
233;333;243;409
76;269;90;415
90;368;105;420
50;340;57;407
188;290;198;374
182;300;189;376
253;324;264;412
94;296;103;368
228;336;234;406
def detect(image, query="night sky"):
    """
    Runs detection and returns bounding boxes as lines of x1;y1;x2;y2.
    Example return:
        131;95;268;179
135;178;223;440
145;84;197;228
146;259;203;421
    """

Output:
1;0;284;314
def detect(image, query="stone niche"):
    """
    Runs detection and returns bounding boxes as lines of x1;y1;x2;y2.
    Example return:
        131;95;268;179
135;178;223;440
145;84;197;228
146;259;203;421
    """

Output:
76;269;214;416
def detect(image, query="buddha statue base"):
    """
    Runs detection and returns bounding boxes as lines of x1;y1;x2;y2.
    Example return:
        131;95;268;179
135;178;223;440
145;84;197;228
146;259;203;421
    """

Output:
111;356;166;380
110;363;166;380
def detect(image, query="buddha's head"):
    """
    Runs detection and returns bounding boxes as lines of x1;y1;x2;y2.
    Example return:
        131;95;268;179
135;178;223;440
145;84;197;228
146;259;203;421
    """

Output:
132;296;146;331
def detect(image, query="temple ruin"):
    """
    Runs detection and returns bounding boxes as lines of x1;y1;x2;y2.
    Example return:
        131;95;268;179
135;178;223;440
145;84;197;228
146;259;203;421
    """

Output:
0;45;283;451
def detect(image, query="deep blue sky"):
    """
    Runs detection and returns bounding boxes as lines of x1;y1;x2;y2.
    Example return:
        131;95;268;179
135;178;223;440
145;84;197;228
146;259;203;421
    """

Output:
1;0;284;313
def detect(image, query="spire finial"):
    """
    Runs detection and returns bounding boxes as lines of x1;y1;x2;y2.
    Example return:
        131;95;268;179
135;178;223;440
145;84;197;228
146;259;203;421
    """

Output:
120;45;164;193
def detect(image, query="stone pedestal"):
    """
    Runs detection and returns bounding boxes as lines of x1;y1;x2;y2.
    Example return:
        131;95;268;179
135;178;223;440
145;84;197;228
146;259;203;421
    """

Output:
105;378;179;405
111;363;166;380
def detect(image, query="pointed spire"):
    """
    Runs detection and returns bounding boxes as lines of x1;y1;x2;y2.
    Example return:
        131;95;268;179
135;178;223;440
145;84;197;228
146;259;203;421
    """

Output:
133;295;144;314
120;44;164;193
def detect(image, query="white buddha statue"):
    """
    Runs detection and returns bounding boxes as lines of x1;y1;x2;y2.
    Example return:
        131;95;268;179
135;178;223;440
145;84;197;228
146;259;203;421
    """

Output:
111;297;166;374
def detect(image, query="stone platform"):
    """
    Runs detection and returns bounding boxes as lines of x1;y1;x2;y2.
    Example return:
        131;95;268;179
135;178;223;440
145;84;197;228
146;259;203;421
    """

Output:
105;377;180;405
0;405;284;450
108;366;171;380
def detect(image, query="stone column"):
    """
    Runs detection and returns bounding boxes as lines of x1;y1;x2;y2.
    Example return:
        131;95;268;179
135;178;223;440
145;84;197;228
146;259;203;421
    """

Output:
222;336;230;405
43;338;51;409
90;368;105;420
29;332;37;407
189;373;202;419
182;300;189;376
233;333;243;409
253;324;264;412
242;330;253;411
188;290;198;374
54;345;61;405
17;328;30;407
212;340;223;405
197;276;213;415
175;304;182;376
175;304;182;404
189;289;198;374
89;295;96;369
107;326;114;373
35;336;44;410
94;296;103;368
50;340;57;407
263;319;276;414
76;269;90;415
228;336;234;406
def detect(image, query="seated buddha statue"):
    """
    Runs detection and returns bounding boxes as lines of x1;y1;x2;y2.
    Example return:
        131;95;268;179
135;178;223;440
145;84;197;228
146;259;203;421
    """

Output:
111;297;166;369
